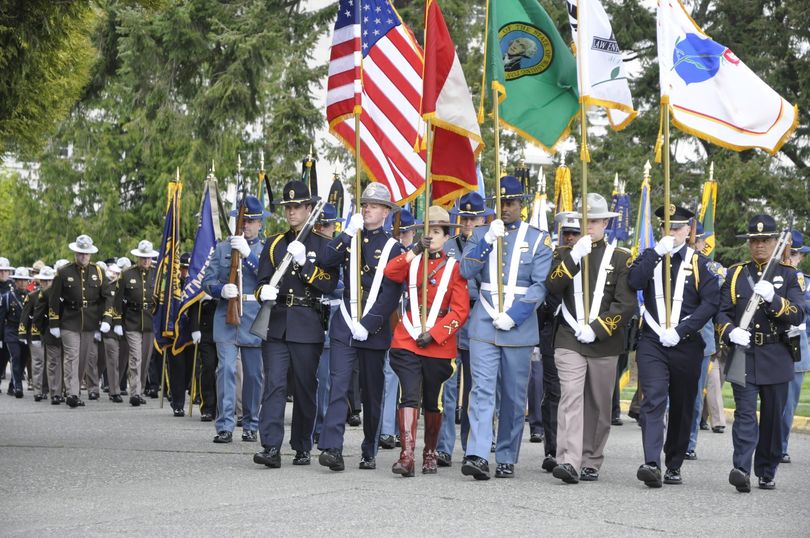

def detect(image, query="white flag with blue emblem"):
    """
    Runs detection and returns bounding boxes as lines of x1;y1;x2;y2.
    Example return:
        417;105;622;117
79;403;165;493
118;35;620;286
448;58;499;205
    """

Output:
657;0;798;154
567;0;637;131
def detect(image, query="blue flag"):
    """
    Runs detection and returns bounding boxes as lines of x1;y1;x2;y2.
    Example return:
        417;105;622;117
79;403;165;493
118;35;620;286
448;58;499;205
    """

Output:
633;177;655;306
172;183;218;354
152;181;183;352
606;192;631;243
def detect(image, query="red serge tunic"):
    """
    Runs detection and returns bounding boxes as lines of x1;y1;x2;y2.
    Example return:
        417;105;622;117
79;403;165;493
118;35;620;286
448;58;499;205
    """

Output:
383;251;470;359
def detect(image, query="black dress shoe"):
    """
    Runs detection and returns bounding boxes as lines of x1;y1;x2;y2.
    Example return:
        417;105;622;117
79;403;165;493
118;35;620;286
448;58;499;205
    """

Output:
611;417;624;426
379;434;397;449
200;413;213;422
395;434;401;447
34;394;43;402
236;416;243;428
88;392;99;401
541;455;558;473
293;451;311;466
66;395;81;408
51;396;61;405
530;432;544;443
102;385;109;393
699;420;709;431
253;446;281;468
637;464;662;488
120;389;128;396
137;395;147;405
347;412;361;427
14;390;23;399
758;477;776;490
318;449;345;471
213;431;233;444
129;395;141;407
580;467;599;481
729;468;751;492
173;408;185;417
436;451;452;467
781;453;791;464
242;430;257;442
359;457;376;470
684;450;697;460
664;468;682;485
461;456;490;481
628;409;640;421
495;463;514;478
553;463;579;484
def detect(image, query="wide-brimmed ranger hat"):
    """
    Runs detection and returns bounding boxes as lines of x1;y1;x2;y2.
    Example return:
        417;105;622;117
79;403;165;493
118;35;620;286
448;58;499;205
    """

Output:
131;240;159;258
425;205;461;228
180;252;191;268
54;259;70;271
11;267;30;280
654;204;694;227
736;214;779;239
230;195;271;220
69;234;99;254
555;211;581;233
498;175;529;200
0;257;13;271
790;229;810;254
574;193;619;220
399;209;422;230
37;266;56;280
360;182;400;211
451;192;495;218
318;203;340;224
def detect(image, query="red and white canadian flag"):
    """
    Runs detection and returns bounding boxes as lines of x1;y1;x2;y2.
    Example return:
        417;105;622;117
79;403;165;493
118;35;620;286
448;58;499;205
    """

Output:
421;0;483;207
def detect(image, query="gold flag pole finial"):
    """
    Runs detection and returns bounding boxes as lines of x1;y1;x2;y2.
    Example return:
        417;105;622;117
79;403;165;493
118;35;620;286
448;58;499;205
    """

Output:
643;160;651;180
175;167;180;183
260;151;265;172
709;161;714;182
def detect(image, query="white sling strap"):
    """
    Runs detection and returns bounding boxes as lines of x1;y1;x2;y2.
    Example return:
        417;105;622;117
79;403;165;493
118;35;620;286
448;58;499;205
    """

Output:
341;236;397;328
401;255;457;339
481;222;528;320
643;247;694;335
560;241;616;330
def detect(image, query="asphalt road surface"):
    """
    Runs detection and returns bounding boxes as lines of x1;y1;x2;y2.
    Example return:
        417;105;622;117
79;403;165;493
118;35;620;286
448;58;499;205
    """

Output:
2;393;809;537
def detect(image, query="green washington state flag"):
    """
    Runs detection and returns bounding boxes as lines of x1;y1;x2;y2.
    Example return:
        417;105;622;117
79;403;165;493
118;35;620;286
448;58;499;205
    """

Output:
480;0;579;151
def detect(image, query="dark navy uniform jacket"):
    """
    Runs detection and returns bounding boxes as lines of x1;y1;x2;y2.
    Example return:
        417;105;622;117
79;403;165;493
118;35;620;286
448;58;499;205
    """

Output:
627;245;720;346
716;260;804;385
1;287;27;343
255;229;338;344
321;226;403;350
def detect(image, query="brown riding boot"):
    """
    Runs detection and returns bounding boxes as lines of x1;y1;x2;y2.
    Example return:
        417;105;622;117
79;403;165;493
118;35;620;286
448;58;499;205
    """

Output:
422;411;443;474
392;407;418;477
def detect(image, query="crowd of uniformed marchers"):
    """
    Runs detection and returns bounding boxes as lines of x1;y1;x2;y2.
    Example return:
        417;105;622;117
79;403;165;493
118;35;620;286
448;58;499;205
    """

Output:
2;177;809;493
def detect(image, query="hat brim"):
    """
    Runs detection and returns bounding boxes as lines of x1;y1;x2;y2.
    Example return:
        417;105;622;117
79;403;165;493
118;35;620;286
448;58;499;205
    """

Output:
736;232;780;239
360;197;400;211
0;266;13;271
230;209;272;219
451;207;496;218
426;221;462;228
273;195;320;207
130;249;159;258
36;275;55;280
791;246;810;254
572;211;620;220
11;274;30;280
69;243;98;254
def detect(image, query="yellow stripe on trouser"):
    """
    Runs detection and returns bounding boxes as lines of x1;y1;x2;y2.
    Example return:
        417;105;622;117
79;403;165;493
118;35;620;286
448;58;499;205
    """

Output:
435;358;458;414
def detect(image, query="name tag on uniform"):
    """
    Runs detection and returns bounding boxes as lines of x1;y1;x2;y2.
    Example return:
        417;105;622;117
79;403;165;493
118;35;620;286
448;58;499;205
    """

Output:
67;277;74;282
130;279;136;284
91;274;98;281
520;241;530;253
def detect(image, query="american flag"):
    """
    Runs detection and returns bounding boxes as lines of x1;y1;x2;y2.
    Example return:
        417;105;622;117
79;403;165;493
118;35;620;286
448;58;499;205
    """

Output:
326;0;426;204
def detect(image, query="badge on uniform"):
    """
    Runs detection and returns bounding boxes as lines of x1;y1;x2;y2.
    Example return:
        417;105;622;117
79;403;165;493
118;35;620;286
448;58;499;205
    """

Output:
91;274;98;281
520;241;529;253
307;250;316;259
374;248;382;260
130;279;136;284
773;275;784;289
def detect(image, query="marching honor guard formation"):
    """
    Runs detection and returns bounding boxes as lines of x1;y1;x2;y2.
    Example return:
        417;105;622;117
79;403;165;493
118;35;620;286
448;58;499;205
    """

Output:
2;177;810;495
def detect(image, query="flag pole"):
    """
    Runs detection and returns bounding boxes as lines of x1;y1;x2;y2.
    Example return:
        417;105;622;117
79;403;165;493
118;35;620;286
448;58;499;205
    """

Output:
421;120;433;330
662;97;672;328
492;86;504;312
579;103;591;321
354;112;363;318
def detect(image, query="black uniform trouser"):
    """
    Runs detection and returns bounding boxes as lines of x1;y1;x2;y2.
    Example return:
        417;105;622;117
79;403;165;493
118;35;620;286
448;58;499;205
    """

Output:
0;344;9;380
541;352;561;457
527;358;544;434
459;348;472;452
259;338;322;451
612;353;629;420
637;335;703;470
169;346;193;410
389;348;454;412
347;358;361;414
147;347;163;392
198;341;218;415
318;339;386;459
732;378;789;479
8;342;25;392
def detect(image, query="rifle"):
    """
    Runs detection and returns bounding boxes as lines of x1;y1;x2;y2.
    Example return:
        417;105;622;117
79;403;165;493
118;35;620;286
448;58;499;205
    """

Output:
725;227;793;386
249;198;327;339
226;155;246;326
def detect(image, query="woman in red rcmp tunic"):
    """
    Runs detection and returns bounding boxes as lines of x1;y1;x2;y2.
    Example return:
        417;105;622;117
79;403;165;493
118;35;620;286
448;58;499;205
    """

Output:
383;205;470;477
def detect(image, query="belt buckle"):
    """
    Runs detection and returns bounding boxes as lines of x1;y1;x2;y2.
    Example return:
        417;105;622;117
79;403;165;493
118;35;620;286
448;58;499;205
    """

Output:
286;295;294;307
755;332;764;346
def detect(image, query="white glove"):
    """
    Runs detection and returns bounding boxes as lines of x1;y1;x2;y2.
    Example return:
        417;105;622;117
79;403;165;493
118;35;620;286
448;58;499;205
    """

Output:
100;321;111;334
230;235;251;258
201;293;213;302
221;283;239;299
50;327;61;339
31;340;42;348
484;219;505;244
260;285;278;302
570;235;593;266
729;327;751;347
492;312;516;331
654;235;676;256
577;324;596;344
660;327;681;347
753;280;775;303
94;331;102;342
352;320;369;341
287;240;307;266
345;214;364;237
114;325;124;337
191;331;202;344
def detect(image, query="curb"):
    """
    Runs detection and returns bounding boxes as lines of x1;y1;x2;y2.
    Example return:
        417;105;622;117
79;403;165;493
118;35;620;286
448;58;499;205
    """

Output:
620;400;810;434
